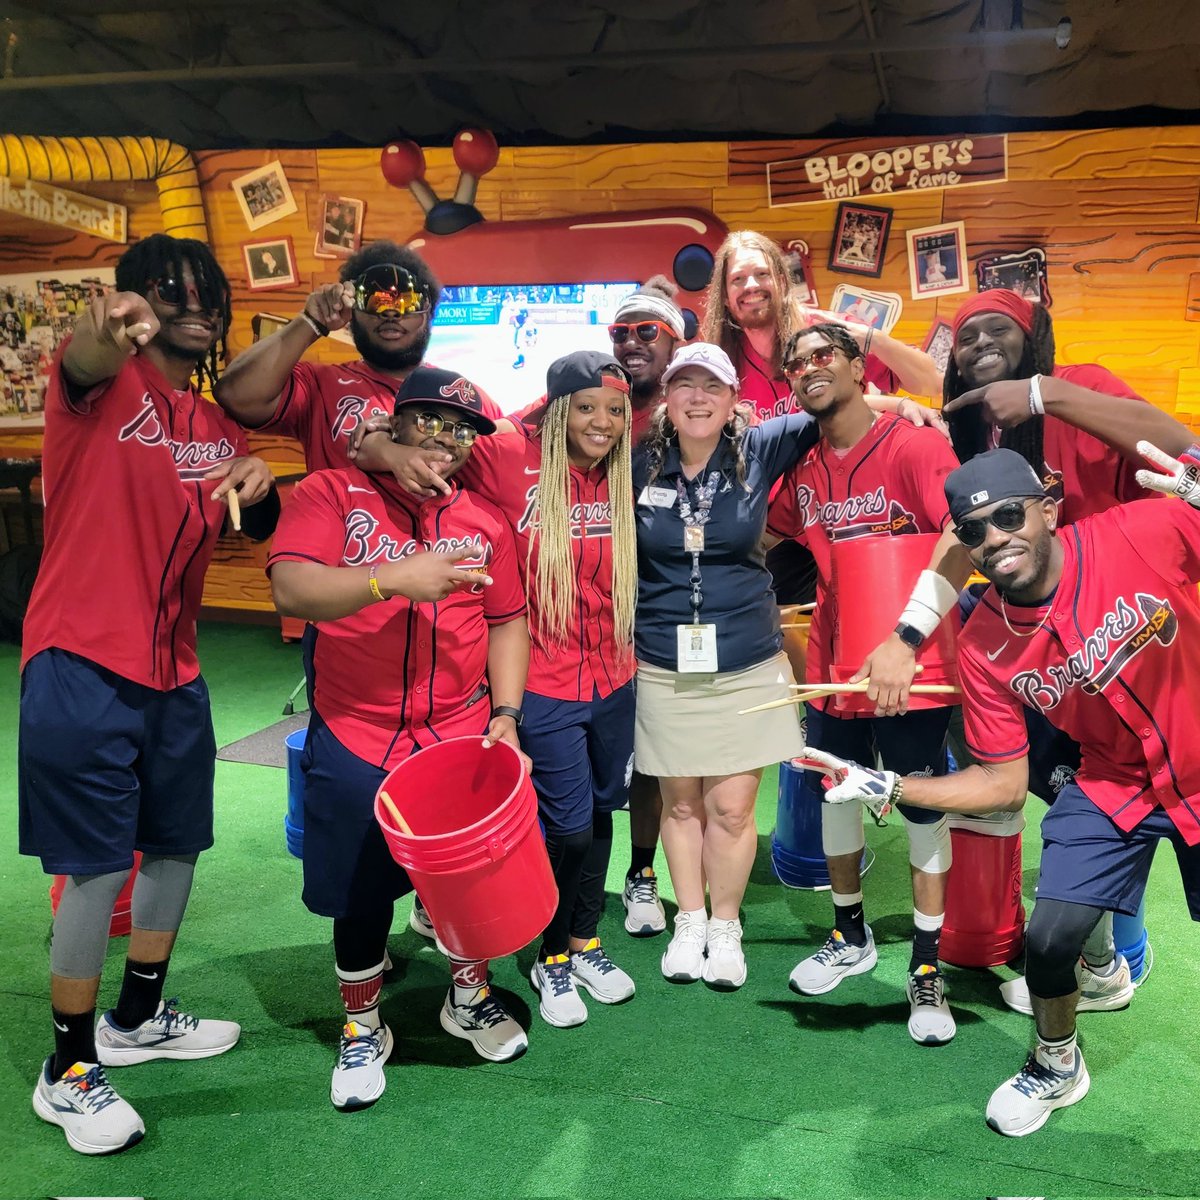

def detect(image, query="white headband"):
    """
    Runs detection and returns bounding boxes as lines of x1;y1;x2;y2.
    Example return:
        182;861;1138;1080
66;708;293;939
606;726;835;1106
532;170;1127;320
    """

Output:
613;292;686;340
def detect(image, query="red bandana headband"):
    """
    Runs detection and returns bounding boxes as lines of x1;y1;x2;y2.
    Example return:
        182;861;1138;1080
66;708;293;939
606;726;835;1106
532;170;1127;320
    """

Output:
951;289;1035;339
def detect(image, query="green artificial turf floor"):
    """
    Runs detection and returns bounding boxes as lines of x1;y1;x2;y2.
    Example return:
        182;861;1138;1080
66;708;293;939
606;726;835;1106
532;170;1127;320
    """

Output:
1;623;1198;1199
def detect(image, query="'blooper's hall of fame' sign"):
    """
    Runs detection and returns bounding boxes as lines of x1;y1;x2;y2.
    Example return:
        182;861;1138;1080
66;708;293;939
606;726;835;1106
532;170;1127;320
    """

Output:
761;135;1008;207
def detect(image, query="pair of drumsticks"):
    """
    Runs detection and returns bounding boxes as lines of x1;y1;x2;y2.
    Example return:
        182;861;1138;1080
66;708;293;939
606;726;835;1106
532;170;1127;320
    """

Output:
739;664;958;715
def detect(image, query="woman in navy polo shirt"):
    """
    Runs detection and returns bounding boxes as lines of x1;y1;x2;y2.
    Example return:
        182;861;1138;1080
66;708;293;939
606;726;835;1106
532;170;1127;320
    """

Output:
633;342;818;989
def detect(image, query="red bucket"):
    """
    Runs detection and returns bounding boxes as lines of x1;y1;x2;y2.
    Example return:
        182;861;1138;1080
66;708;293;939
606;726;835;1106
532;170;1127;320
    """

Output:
50;851;143;938
830;532;960;714
940;819;1026;968
375;737;557;961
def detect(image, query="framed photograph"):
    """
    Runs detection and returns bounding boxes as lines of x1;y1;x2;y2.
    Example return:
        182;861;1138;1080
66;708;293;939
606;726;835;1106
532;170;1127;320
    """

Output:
906;221;969;299
921;319;955;376
829;283;903;334
314;195;365;259
782;238;819;307
250;312;292;342
828;202;892;278
243;237;299;291
231;160;298;231
976;247;1051;306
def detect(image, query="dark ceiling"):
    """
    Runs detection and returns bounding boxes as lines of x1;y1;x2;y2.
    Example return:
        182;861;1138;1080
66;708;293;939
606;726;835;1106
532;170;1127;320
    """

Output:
1;1;1198;150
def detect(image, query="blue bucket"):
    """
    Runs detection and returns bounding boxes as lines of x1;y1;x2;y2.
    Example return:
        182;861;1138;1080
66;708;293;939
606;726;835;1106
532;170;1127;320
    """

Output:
772;759;871;889
1113;896;1152;986
284;727;308;859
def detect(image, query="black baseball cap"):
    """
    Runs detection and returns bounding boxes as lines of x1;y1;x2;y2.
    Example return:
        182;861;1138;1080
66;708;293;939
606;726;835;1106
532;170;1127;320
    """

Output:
546;350;631;401
945;448;1047;524
393;366;496;434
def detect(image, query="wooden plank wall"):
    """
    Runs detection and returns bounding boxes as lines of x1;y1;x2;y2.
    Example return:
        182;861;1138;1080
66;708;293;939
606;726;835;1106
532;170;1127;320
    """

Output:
2;128;1198;615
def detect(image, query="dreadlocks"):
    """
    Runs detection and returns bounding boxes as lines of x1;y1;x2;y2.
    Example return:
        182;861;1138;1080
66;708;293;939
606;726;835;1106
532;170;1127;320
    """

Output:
945;304;1057;472
115;234;231;390
526;395;637;649
700;231;795;365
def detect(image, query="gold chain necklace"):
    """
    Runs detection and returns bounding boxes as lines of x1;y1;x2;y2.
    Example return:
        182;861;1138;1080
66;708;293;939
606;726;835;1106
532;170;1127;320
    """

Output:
1000;592;1053;639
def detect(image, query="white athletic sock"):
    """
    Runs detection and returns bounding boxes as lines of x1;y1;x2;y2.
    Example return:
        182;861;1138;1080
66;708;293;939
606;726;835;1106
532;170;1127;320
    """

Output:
1035;1030;1078;1075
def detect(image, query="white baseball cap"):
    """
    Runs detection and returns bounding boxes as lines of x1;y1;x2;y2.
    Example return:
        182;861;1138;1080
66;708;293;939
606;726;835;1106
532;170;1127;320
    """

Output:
660;342;739;389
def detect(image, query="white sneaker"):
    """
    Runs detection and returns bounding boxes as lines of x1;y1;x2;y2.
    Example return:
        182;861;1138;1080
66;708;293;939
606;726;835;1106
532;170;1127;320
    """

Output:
330;1021;392;1111
32;1058;145;1156
788;928;878;996
986;1049;1090;1137
570;940;635;1004
702;917;747;989
95;999;240;1066
440;988;528;1061
530;955;589;1026
661;910;708;982
1000;954;1134;1016
408;898;450;956
622;868;667;936
906;965;956;1045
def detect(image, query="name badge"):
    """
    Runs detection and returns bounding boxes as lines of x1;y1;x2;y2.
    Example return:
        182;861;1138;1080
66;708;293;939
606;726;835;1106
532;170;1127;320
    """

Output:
683;525;705;552
637;486;676;508
676;623;718;673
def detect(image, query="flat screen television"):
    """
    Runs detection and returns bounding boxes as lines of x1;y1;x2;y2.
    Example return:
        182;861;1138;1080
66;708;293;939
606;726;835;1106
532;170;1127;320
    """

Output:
426;282;640;414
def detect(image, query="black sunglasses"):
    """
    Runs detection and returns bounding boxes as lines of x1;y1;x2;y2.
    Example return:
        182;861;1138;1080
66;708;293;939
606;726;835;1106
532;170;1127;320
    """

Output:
953;498;1041;548
148;276;223;312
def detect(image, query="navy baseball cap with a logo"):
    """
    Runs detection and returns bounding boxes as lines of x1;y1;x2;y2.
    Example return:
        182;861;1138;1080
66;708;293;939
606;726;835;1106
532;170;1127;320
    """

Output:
546;350;631;401
945;448;1046;524
393;366;496;434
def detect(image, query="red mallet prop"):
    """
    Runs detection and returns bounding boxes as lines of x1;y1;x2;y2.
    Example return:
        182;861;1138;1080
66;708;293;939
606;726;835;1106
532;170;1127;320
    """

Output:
381;140;437;214
451;128;499;207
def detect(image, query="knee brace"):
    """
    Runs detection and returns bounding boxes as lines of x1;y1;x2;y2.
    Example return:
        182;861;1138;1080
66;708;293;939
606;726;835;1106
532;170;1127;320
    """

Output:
1024;898;1106;999
131;853;198;932
821;797;865;858
901;811;952;874
50;869;134;979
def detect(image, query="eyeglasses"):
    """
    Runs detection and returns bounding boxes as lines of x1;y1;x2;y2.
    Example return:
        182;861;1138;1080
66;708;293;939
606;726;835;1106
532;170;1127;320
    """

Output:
608;321;676;346
782;346;842;378
953;499;1040;548
353;265;432;317
410;410;478;446
148;276;219;311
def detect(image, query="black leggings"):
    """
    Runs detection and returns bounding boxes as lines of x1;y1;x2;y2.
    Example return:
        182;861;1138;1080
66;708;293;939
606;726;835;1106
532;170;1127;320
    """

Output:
333;901;394;971
1024;898;1106;1000
540;811;615;956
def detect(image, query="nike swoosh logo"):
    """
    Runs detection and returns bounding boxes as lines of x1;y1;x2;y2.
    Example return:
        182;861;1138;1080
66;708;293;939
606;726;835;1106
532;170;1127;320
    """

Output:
131;969;159;980
986;642;1009;662
348;486;373;494
53;1020;69;1032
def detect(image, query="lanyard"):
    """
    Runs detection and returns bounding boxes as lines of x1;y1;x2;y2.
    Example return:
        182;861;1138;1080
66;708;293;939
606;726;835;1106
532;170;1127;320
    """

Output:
676;471;720;623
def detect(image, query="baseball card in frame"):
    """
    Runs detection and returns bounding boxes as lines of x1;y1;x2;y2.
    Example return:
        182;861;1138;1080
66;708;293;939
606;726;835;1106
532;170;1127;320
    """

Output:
828;203;892;278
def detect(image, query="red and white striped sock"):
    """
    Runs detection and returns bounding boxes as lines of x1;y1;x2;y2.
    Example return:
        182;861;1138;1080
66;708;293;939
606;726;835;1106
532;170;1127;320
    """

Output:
336;960;385;1031
450;958;490;1007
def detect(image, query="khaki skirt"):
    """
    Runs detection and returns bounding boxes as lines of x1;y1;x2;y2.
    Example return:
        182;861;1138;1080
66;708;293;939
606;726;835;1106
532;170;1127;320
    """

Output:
634;651;806;778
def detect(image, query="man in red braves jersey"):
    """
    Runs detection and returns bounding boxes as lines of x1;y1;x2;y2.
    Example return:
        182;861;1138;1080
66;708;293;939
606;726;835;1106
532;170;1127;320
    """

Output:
21;234;275;1156
215;241;502;473
765;323;961;1045
804;446;1200;1137
268;366;531;1112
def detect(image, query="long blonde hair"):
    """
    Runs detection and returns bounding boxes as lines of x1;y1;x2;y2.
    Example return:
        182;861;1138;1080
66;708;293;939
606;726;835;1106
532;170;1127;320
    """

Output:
526;394;637;648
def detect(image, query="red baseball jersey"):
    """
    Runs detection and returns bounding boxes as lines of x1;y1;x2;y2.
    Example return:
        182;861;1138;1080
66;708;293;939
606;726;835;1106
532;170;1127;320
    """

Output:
457;426;635;702
734;332;899;421
22;347;249;691
766;412;958;711
959;499;1200;845
262;359;503;471
266;467;525;770
990;364;1152;523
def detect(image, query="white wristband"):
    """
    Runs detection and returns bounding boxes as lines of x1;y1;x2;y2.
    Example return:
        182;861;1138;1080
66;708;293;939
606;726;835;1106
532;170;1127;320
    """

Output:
898;569;959;640
1028;373;1045;416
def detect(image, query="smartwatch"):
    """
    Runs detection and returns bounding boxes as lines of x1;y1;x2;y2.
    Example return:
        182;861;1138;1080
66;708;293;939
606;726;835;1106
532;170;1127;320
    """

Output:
893;622;926;651
490;705;524;728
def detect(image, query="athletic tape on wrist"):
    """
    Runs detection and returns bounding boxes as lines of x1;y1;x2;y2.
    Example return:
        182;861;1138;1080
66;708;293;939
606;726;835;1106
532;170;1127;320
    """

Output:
1028;373;1045;416
898;569;959;640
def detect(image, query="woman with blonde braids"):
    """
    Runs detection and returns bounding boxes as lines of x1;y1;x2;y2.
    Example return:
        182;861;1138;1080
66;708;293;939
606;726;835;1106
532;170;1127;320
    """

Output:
431;350;641;1030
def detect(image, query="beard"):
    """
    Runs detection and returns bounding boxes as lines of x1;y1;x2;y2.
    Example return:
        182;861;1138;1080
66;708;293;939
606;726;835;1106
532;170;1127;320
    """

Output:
352;317;431;371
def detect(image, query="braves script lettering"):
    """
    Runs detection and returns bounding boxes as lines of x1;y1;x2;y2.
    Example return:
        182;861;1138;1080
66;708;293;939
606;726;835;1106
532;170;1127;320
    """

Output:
515;482;612;538
1010;595;1170;710
794;483;887;532
331;394;390;441
341;509;491;568
118;397;235;479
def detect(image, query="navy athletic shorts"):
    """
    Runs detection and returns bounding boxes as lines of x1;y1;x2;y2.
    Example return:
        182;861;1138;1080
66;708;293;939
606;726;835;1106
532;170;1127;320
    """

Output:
803;702;951;826
520;681;636;837
1036;782;1200;920
19;648;216;875
300;709;413;919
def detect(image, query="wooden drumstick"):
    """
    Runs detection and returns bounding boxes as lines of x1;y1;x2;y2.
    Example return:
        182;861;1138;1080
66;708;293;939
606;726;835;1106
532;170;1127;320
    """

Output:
741;681;958;715
378;789;414;835
226;487;241;531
